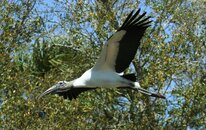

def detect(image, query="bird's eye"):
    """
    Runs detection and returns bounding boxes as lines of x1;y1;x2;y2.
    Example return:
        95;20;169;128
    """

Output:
59;82;64;85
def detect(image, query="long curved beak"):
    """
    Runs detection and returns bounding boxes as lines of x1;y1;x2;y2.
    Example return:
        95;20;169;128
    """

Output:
38;86;57;99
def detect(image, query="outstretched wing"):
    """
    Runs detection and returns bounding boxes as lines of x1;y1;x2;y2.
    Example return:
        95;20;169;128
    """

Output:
94;9;151;73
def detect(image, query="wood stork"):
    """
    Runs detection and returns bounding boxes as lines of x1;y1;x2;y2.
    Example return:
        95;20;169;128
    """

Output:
38;9;165;100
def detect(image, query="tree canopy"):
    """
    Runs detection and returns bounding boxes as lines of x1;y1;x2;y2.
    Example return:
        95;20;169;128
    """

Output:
0;0;205;129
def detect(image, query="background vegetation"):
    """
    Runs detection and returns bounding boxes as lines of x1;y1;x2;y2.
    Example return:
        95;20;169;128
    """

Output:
0;0;205;129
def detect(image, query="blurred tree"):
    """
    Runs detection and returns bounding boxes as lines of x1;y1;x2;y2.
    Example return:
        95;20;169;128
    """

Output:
0;0;205;129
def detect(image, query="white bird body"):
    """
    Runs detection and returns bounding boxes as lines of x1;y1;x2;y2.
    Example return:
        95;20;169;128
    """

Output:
38;9;165;100
73;68;131;88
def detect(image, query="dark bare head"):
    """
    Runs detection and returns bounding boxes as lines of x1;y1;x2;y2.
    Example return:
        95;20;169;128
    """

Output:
38;81;74;99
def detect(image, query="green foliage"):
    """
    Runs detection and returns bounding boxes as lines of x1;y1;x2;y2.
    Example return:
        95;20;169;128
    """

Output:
0;0;205;129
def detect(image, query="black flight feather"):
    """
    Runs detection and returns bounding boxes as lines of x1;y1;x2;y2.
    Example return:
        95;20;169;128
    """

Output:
57;88;96;100
115;9;151;73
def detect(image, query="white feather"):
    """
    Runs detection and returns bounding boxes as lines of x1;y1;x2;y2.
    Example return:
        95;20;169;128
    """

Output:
93;30;126;71
73;68;129;88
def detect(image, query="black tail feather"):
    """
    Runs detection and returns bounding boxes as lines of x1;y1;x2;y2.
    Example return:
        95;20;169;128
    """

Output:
121;73;136;82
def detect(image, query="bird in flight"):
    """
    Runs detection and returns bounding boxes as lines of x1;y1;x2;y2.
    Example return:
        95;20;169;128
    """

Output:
39;9;165;100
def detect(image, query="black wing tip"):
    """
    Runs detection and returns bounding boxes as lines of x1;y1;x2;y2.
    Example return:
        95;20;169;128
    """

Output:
135;8;141;15
139;21;152;28
119;8;151;31
141;11;147;16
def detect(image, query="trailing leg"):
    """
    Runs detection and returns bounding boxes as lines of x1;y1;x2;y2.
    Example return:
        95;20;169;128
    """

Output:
132;82;165;99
